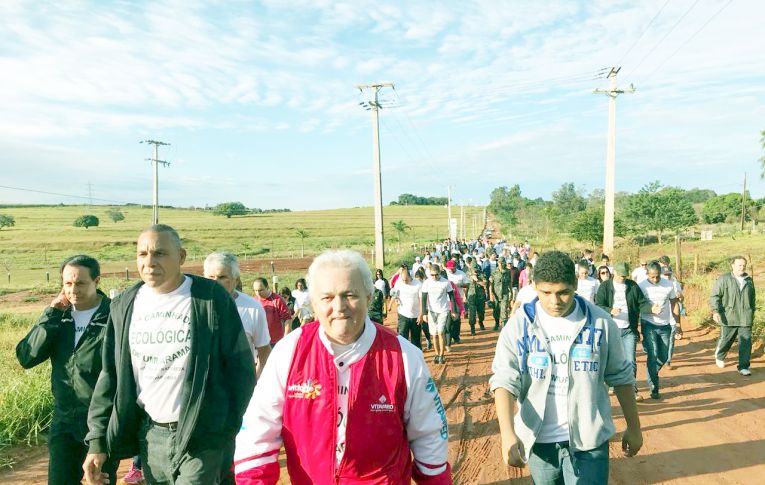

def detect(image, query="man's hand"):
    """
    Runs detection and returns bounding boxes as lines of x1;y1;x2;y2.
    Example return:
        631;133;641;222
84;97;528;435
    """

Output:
501;433;526;469
610;307;621;317
651;304;662;315
82;453;110;485
675;327;684;340
417;315;424;324
450;311;458;320
622;428;643;457
50;288;71;311
712;312;722;325
422;314;428;323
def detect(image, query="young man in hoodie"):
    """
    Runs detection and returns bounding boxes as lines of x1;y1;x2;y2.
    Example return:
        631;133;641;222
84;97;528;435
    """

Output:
490;251;642;484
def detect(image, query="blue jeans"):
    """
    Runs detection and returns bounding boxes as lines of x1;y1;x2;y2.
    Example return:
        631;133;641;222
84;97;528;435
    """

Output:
667;324;677;364
641;321;671;393
529;440;609;484
620;327;638;388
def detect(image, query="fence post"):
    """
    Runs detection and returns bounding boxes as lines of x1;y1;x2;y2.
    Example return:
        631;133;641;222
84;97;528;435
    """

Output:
125;268;129;280
7;273;10;284
693;254;699;276
46;271;50;283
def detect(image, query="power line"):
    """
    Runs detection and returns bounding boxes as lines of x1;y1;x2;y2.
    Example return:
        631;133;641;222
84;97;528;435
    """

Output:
637;0;733;86
617;0;672;66
622;0;702;83
0;184;140;205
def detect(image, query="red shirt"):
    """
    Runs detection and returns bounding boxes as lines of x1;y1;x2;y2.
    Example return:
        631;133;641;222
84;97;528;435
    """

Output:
256;292;292;344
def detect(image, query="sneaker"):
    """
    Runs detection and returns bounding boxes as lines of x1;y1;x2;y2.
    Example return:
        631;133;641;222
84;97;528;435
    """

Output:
470;328;476;336
445;346;451;353
650;391;661;400
479;324;486;331
608;387;614;395
666;362;673;370
493;325;500;332
425;340;432;351
122;465;144;484
441;356;446;364
635;393;644;402
739;368;752;376
715;358;725;368
434;355;441;364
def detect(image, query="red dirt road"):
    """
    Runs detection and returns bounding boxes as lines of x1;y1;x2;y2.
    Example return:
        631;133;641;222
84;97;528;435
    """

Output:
2;310;763;484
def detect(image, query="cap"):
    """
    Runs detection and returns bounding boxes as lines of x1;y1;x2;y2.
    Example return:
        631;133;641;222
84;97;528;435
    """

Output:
614;262;630;277
661;266;672;275
445;260;456;270
498;256;506;264
415;256;421;261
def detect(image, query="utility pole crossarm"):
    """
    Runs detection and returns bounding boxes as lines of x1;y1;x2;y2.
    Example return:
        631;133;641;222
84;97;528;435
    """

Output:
141;140;171;225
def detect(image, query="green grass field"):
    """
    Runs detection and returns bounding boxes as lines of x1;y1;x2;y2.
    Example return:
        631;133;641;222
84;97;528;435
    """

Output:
0;204;484;290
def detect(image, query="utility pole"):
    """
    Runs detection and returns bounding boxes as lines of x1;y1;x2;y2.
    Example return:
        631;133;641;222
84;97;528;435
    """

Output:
460;202;465;241
741;172;747;231
356;82;394;269
86;182;94;206
593;67;635;256
447;186;453;241
140;140;171;225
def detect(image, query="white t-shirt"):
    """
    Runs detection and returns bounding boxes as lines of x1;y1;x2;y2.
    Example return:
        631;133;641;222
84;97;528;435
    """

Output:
536;301;584;443
72;304;99;346
235;291;271;359
639;278;677;326
421;277;453;314
575;277;600;303
329;340;353;465
292;289;312;321
734;274;746;289
631;266;647;283
611;281;630;329
394;279;421;319
516;285;537;305
447;270;469;290
129;276;193;423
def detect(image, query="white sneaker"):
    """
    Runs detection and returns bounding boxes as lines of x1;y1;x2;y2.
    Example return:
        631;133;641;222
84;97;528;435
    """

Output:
739;368;752;376
715;358;725;368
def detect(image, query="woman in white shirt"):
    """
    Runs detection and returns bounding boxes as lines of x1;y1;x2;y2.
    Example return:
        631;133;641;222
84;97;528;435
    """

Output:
291;278;313;325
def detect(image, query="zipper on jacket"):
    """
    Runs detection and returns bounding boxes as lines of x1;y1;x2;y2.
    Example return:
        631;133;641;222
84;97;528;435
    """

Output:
331;360;341;483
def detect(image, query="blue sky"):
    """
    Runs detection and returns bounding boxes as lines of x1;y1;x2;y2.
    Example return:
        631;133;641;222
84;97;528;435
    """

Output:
1;0;763;210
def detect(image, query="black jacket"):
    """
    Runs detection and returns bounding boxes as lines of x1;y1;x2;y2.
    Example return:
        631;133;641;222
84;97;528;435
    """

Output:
85;275;256;469
16;291;111;440
594;279;652;333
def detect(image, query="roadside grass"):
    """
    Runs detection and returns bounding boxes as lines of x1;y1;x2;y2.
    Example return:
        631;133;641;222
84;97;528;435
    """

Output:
0;312;52;469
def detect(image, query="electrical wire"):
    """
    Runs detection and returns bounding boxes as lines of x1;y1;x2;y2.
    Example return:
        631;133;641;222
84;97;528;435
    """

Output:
621;0;702;83
0;184;140;205
617;0;672;66
636;0;734;86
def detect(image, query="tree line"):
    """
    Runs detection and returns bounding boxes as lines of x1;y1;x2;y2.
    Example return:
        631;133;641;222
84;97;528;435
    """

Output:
489;182;762;246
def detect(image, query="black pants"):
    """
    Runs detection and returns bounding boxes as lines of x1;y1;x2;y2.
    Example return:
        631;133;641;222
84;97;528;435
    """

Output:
716;325;752;370
467;293;486;329
448;313;461;345
397;314;422;349
48;431;117;485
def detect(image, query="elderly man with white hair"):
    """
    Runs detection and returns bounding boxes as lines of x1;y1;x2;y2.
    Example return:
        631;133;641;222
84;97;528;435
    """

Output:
234;249;452;484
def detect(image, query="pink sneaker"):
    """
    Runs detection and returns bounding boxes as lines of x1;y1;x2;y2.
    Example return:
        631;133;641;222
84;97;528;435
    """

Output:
122;465;144;484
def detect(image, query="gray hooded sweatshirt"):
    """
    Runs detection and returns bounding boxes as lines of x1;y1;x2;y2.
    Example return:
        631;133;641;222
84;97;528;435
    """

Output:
489;295;634;460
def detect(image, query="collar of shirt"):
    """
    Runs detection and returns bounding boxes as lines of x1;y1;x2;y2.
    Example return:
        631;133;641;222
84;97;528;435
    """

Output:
318;317;377;369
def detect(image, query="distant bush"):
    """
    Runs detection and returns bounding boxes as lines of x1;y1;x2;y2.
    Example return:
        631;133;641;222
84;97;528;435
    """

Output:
73;214;99;229
213;202;248;218
0;214;14;230
106;208;125;223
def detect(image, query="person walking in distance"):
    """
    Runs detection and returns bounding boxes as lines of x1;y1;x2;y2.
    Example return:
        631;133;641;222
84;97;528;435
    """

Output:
253;277;293;346
291;278;313;327
489;257;512;330
17;255;119;485
491;251;642;483
465;255;487;335
234;250;452;484
392;263;423;349
575;262;600;303
421;264;458;364
595;262;652;400
638;261;680;400
82;225;256;485
711;256;756;376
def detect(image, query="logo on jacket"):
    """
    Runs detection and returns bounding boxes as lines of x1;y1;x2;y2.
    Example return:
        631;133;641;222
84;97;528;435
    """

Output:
370;394;395;412
287;378;322;399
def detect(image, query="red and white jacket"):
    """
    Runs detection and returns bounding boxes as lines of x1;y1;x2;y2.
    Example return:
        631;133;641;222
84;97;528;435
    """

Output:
234;318;451;484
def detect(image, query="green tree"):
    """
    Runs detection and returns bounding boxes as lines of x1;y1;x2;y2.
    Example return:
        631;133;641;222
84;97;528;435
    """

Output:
0;214;15;230
73;215;99;229
760;129;765;179
552;182;587;215
570;207;625;247
213;202;248;218
488;185;524;226
702;192;757;224
295;229;309;258
622;182;697;243
106;208;125;223
390;220;411;250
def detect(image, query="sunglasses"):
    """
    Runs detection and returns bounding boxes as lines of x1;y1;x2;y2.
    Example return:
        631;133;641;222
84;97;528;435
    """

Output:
600;271;609;275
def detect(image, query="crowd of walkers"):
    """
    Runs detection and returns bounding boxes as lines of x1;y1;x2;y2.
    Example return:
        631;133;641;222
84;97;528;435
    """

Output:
14;223;756;484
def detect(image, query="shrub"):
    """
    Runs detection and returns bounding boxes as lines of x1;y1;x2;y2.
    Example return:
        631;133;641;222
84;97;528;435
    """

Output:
73;214;99;229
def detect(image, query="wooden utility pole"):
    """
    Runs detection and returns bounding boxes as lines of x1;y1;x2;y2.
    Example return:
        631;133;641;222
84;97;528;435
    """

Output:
357;82;394;269
141;140;171;225
593;67;635;257
674;235;682;279
741;172;747;231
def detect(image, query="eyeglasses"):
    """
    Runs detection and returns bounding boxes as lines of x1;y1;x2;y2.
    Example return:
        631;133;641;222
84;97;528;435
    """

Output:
599;271;609;275
429;273;439;277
